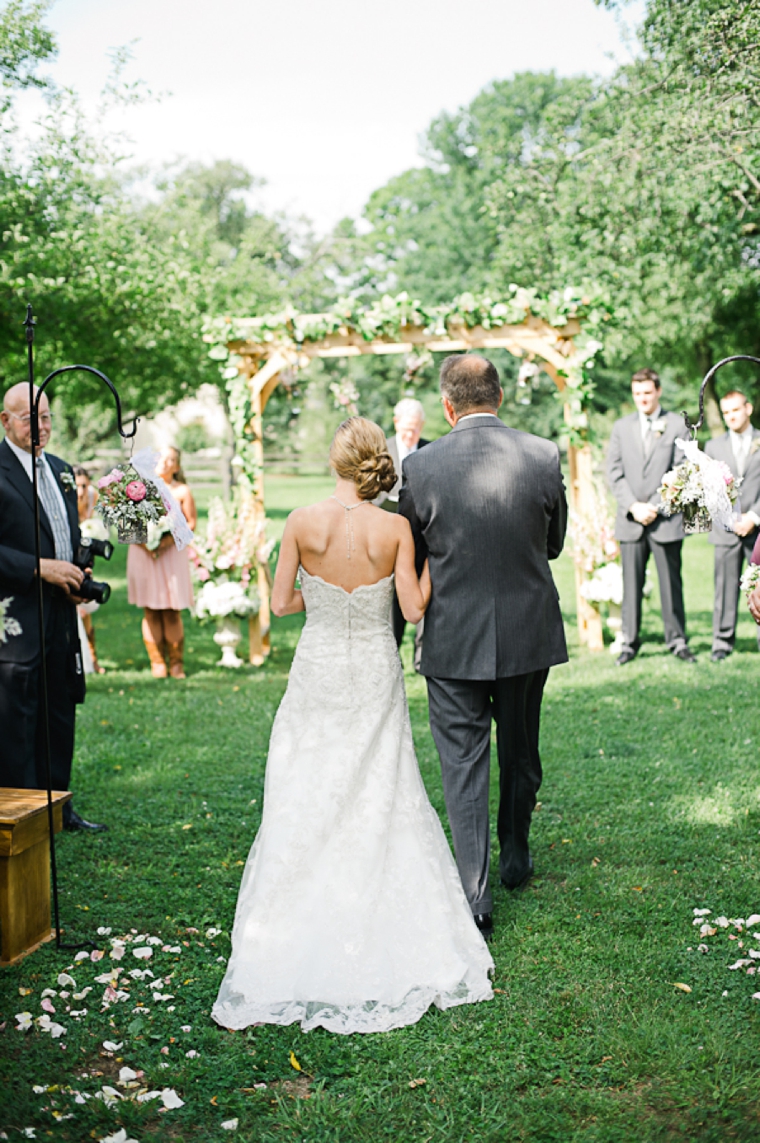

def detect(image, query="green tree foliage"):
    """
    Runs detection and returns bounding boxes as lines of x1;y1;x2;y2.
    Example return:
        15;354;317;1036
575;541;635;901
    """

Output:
0;0;55;94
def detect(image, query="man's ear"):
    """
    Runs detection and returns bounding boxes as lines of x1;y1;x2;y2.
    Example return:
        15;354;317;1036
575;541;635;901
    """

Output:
442;396;457;428
497;387;504;410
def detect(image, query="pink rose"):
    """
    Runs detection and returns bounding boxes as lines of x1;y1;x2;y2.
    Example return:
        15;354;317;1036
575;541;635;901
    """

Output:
197;567;210;582
125;480;147;502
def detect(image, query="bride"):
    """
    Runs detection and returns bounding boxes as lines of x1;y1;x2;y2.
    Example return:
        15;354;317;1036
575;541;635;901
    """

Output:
212;417;493;1035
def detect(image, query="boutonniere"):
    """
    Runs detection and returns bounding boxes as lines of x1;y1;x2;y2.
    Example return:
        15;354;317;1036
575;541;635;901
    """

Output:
651;419;667;437
750;437;760;456
59;471;76;493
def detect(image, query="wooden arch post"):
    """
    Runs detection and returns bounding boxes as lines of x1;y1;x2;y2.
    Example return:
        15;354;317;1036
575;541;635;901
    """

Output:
228;312;605;662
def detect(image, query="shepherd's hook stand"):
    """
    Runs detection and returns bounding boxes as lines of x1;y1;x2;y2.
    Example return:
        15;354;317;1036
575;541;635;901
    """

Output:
24;303;139;953
682;356;760;437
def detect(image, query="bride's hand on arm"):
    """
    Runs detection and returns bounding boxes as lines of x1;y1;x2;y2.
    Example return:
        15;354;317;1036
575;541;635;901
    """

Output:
270;516;305;617
394;518;430;624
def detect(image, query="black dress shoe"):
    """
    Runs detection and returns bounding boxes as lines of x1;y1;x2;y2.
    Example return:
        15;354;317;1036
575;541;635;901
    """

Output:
616;649;636;666
63;808;108;833
473;913;494;942
501;857;534;891
710;649;729;662
673;647;697;664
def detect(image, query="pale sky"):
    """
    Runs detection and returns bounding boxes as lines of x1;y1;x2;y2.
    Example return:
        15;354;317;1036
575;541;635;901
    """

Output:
21;0;644;233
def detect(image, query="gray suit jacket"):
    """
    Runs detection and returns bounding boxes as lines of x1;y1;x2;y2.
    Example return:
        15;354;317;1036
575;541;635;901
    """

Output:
398;417;568;680
606;410;687;543
704;429;760;546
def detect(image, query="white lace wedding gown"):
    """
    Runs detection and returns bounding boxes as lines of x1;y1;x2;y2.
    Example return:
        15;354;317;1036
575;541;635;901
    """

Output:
211;567;494;1034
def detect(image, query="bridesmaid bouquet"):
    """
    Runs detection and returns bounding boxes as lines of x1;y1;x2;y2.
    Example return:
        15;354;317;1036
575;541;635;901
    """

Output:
659;439;741;534
740;564;760;597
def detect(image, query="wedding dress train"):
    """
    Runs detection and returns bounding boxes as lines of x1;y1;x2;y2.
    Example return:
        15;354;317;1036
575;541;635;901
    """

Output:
212;567;493;1034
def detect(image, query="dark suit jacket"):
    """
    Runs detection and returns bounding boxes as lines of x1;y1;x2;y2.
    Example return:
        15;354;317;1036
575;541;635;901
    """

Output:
606;410;687;543
398;417;568;680
0;438;81;665
375;436;430;509
704;429;760;546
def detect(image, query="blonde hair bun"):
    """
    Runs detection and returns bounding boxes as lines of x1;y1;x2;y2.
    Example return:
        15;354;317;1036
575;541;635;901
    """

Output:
329;417;397;500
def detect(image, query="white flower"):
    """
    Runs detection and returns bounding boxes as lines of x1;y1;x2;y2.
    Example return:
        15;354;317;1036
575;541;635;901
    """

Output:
73;987;92;1000
185;1049;199;1058
132;946;153;960
99;1129;139;1143
161;1088;185;1109
103;1040;123;1052
15;1011;33;1031
57;973;75;988
74;950;90;961
221;1120;239;1131
97;926;112;936
136;1090;161;1103
118;1066;138;1084
693;908;711;916
746;914;760;927
205;927;221;939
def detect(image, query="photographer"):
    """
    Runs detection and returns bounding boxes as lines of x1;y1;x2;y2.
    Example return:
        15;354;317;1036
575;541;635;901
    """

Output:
0;383;107;831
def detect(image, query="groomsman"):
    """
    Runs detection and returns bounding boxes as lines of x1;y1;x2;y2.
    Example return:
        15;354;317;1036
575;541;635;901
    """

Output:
607;368;696;664
376;398;429;654
704;390;760;661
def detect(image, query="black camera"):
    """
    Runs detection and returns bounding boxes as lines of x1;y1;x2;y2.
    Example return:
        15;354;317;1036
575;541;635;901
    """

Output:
74;536;113;605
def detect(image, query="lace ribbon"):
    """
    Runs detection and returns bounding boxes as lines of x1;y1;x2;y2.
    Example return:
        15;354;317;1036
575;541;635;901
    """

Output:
674;439;738;531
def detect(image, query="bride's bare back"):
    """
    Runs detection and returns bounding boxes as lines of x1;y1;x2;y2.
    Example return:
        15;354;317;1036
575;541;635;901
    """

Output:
271;478;430;622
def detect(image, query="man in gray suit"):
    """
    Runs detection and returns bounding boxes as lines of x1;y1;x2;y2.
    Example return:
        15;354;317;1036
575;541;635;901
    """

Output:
398;355;567;941
607;368;695;665
705;389;760;660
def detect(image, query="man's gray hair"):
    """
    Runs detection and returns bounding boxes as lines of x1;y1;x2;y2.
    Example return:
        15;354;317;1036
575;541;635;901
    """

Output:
440;354;501;414
393;397;425;422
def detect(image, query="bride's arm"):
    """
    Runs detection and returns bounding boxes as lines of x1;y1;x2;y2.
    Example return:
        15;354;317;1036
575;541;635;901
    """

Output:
394;517;431;624
271;515;305;617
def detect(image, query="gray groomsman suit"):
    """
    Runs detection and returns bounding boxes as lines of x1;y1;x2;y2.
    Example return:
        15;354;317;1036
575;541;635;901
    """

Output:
375;434;430;652
704;427;760;654
398;415;568;915
607;409;689;655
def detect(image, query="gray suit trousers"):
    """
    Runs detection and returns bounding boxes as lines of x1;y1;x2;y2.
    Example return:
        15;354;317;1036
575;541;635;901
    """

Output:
426;669;548;915
620;535;687;653
713;536;760;652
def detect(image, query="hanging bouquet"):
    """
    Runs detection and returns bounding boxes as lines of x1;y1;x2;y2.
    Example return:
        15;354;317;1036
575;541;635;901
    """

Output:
0;597;21;645
659;440;741;534
740;564;760;597
194;579;260;622
96;450;194;548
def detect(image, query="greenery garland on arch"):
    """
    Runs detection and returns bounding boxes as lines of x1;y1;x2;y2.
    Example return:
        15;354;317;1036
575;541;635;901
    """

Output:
204;285;612;488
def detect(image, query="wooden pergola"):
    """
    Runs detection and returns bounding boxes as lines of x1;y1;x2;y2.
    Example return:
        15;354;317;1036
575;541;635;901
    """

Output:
212;302;606;663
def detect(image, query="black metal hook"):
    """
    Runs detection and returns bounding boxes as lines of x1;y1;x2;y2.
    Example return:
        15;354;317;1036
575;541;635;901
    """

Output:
683;355;760;438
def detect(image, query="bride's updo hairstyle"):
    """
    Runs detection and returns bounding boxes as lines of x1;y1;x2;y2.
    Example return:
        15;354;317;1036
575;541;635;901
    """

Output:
329;417;397;501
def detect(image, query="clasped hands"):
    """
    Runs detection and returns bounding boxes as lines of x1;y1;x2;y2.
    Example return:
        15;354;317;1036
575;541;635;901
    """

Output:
630;501;659;527
732;513;757;538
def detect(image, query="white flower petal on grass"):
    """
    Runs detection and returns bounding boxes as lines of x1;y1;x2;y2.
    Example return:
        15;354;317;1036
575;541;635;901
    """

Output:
74;951;89;961
185;1050;198;1059
41;989;57;998
32;1085;46;1093
15;1012;33;1031
180;1025;192;1033
103;1040;123;1052
57;973;75;988
99;1130;139;1143
96;927;112;936
693;908;711;917
136;1090;162;1103
160;1088;185;1109
163;946;181;954
118;1067;138;1084
728;959;753;970
73;987;92;1001
21;1131;36;1139
132;947;153;960
110;946;126;961
221;1119;239;1131
746;914;760;927
205;928;221;939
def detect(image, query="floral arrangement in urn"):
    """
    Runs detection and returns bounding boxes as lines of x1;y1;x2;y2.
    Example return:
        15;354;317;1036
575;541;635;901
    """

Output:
659;439;741;534
96;464;166;544
195;579;260;622
190;491;273;617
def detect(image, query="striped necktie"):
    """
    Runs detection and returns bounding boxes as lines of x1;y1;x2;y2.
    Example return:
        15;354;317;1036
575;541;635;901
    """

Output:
643;417;655;459
36;459;73;562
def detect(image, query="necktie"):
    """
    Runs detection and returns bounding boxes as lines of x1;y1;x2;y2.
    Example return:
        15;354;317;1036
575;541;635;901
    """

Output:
643;417;654;460
36;460;73;562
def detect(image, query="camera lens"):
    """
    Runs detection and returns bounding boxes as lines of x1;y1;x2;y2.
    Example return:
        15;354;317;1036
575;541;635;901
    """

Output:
78;578;111;605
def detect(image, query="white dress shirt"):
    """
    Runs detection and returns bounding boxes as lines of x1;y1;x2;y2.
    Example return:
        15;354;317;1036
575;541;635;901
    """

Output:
638;406;662;443
395;433;420;466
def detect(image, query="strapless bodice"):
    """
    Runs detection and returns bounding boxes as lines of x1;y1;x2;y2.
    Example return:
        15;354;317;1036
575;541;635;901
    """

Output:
299;566;396;639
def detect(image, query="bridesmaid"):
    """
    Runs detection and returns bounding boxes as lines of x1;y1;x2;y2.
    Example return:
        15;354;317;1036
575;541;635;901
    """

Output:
127;446;197;678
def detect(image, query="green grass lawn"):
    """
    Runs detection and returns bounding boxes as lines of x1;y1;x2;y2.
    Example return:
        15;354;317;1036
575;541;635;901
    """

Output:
2;483;760;1142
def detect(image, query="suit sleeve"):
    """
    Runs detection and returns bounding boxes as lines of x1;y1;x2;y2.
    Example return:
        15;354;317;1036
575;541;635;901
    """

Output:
0;543;36;590
397;462;427;573
547;449;568;561
606;423;637;515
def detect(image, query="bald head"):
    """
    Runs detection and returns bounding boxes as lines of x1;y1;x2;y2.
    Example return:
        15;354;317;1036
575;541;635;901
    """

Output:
439;354;502;417
2;383;51;454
